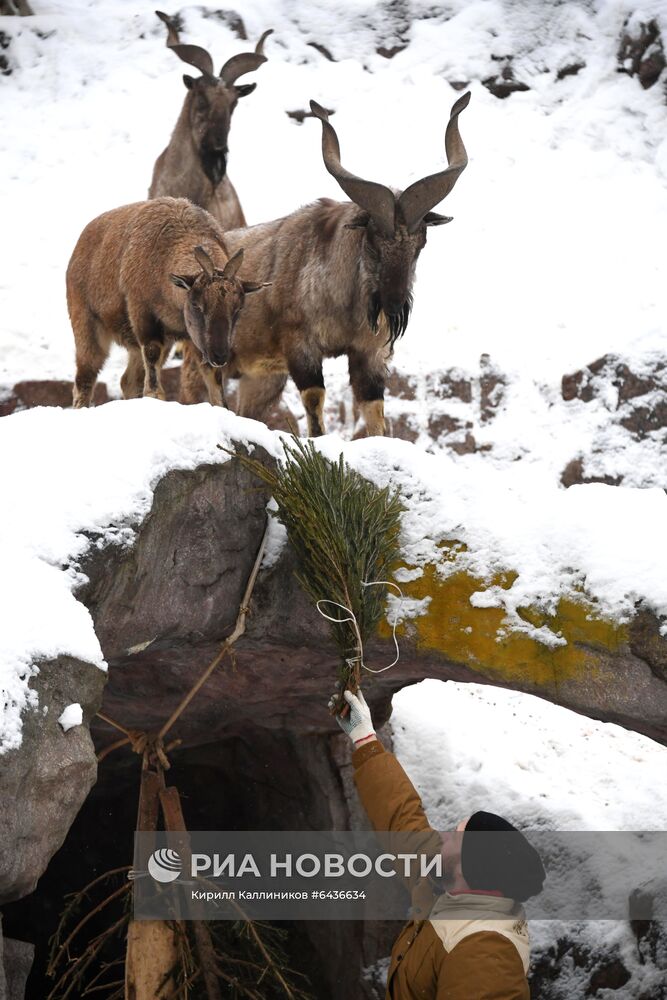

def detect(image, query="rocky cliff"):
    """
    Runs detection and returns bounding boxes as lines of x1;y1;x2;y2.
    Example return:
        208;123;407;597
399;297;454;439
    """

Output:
1;418;666;995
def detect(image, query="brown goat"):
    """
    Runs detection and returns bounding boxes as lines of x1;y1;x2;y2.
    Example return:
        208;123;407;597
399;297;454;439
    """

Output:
181;93;470;436
67;197;266;407
149;11;272;230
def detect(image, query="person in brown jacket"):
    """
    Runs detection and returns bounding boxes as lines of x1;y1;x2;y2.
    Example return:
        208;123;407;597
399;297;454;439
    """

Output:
333;689;546;999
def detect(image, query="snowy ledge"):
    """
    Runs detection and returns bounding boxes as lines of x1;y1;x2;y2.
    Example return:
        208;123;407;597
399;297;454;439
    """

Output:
333;436;667;642
0;400;281;753
1;400;666;753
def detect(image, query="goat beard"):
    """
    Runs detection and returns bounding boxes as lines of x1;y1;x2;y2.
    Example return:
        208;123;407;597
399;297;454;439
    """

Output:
368;292;413;349
200;144;227;186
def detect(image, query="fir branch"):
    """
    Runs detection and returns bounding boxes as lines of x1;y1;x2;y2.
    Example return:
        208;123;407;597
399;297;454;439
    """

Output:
221;437;403;703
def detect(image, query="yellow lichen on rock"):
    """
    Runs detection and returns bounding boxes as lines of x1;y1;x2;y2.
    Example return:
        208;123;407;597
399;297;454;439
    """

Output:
385;561;627;689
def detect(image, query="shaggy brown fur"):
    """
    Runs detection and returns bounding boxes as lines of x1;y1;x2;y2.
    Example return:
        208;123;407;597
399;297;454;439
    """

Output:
219;200;399;436
67;197;265;407
148;14;271;231
180;94;470;436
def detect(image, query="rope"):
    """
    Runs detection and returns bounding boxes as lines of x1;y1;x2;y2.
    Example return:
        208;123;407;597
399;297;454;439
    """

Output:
96;520;270;764
316;578;405;676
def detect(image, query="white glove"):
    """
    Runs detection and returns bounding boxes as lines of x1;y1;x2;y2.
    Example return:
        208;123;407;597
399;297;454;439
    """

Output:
332;689;375;744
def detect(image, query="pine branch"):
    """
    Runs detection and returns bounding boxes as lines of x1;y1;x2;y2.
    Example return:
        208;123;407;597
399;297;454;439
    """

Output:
222;437;403;704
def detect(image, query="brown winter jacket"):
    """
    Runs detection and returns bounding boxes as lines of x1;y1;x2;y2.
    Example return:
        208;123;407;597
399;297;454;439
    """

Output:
352;739;531;1000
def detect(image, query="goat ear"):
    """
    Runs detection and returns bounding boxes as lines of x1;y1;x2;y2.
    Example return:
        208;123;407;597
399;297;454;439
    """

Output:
235;82;257;99
424;212;453;227
344;211;371;230
242;280;271;294
183;74;195;89
170;273;196;290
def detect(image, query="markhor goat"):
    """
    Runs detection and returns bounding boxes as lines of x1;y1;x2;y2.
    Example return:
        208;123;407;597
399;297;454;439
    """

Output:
67;197;266;407
183;92;470;436
149;11;272;230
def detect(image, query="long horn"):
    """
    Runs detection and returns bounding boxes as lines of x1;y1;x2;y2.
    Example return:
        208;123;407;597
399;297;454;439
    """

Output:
220;248;244;279
167;43;216;81
219;30;273;85
194;245;216;278
309;100;396;237
397;92;471;233
155;10;180;47
255;28;274;55
156;10;216;82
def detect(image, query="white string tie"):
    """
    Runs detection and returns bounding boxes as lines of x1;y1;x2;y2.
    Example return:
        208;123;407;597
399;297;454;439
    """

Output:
315;579;404;675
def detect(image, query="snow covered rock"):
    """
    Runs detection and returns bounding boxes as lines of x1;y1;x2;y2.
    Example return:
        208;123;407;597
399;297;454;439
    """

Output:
77;422;667;749
617;15;666;91
0;379;110;417
561;352;667;486
0;655;103;903
3;401;667;765
1;394;667;967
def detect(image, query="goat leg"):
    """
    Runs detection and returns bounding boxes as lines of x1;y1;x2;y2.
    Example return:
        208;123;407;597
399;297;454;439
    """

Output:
131;311;168;400
348;347;386;436
359;399;385;437
71;311;110;408
201;361;226;407
120;347;145;400
288;349;326;436
300;386;326;437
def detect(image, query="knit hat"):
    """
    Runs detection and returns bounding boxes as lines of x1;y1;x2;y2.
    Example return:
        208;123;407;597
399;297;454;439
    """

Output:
461;811;546;902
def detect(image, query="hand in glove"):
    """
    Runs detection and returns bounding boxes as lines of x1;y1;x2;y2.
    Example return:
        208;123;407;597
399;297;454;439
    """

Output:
330;689;376;745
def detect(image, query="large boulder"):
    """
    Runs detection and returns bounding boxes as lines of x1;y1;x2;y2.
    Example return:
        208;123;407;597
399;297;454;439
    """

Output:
0;655;105;903
73;453;667;752
3;422;667;997
3;410;667;917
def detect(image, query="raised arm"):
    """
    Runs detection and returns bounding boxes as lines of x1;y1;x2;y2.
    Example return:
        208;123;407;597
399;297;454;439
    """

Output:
334;690;442;898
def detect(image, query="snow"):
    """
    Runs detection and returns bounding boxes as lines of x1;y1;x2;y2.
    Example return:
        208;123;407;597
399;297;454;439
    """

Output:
58;702;82;731
0;401;280;753
2;2;667;985
261;497;288;570
391;679;667;992
327;435;667;643
393;679;667;831
2;0;667;395
1;0;666;735
2;403;665;756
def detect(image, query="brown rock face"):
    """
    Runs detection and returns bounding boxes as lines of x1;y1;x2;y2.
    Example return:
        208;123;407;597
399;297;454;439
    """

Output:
483;59;530;98
0;357;499;458
4;448;667;996
479;353;506;423
560;457;621;489
629;610;667;683
0;380;110;416
80;458;273;668
618;18;666;90
68;452;667;753
561;353;667;485
556;62;585;80
0;29;11;75
382;366;478;452
562;354;667;408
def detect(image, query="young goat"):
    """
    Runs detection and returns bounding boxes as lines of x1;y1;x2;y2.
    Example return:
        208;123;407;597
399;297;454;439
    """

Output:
67;197;265;407
182;93;470;436
149;11;272;231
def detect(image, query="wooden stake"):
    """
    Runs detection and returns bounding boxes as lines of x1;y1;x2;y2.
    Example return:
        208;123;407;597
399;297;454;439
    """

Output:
160;786;222;1000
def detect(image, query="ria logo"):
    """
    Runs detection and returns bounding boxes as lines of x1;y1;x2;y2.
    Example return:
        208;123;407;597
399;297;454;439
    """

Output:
148;848;182;883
